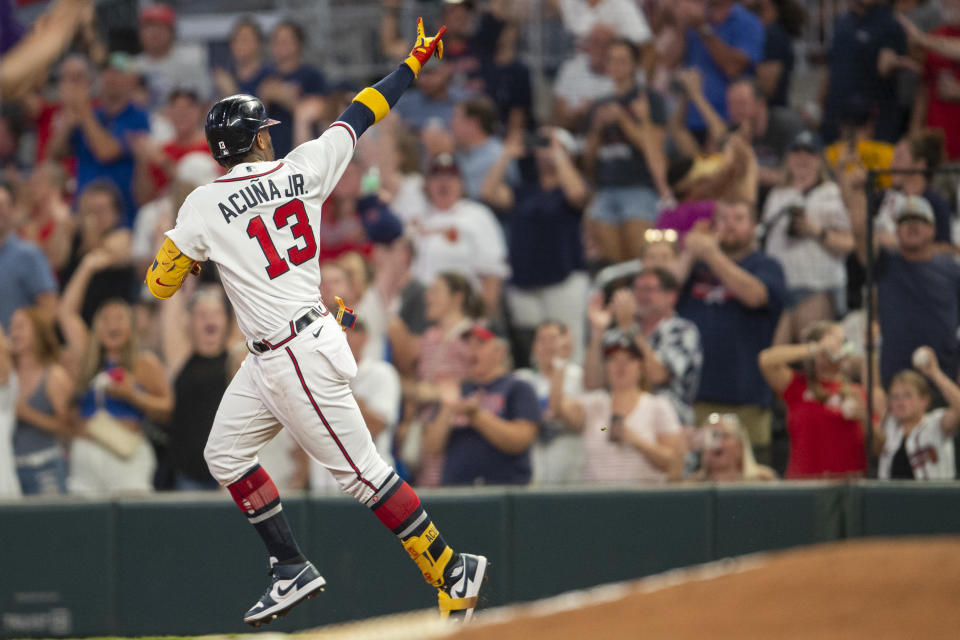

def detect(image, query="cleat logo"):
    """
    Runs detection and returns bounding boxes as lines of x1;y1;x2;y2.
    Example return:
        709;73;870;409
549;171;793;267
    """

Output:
274;566;311;598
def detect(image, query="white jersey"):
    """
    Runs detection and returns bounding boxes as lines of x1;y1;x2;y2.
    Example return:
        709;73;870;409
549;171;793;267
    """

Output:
166;125;357;340
878;408;956;480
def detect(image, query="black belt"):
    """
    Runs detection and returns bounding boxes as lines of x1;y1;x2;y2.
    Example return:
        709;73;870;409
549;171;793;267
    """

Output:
251;307;323;353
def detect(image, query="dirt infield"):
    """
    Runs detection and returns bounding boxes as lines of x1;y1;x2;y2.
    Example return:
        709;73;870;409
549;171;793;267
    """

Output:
450;537;960;640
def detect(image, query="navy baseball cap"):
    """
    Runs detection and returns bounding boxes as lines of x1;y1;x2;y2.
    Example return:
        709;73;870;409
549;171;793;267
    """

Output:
602;331;644;359
789;130;824;154
358;196;404;245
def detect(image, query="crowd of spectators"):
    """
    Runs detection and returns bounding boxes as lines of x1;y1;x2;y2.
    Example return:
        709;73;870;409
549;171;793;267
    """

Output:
4;0;960;500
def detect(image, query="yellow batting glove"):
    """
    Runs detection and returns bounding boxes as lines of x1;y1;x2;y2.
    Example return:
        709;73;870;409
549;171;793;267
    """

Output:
404;18;446;78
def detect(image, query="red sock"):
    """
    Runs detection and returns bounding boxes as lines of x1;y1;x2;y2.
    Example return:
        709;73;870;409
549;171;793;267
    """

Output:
227;465;301;562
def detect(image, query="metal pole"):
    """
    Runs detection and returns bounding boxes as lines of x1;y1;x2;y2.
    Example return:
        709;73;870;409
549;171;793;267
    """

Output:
864;170;877;472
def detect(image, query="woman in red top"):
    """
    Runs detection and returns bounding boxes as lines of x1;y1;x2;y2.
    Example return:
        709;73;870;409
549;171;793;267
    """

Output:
758;321;867;478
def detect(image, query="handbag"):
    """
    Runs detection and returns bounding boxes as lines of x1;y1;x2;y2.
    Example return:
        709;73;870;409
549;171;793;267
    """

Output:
85;375;143;460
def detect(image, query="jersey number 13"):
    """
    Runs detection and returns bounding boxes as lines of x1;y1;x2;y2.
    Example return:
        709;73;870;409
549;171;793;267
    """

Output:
246;199;317;279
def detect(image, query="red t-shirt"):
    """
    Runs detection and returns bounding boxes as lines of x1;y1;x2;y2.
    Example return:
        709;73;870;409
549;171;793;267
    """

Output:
317;200;371;262
33;102;76;176
782;372;867;479
923;26;960;160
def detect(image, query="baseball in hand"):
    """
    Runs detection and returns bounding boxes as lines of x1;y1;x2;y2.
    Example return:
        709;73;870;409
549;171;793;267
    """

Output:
912;347;932;370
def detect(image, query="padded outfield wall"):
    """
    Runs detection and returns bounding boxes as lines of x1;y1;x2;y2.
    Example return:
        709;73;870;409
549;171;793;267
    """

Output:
1;482;959;637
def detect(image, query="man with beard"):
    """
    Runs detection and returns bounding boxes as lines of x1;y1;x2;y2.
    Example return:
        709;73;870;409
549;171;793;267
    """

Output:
676;201;786;462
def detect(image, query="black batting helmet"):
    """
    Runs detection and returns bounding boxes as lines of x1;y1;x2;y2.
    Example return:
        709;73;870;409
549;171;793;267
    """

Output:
205;94;280;165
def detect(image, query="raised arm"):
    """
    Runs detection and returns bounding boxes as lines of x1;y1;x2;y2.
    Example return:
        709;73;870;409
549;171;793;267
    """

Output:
900;14;960;62
685;224;770;308
912;347;960;436
480;133;523;211
758;343;808;396
333;18;445;143
58;249;111;372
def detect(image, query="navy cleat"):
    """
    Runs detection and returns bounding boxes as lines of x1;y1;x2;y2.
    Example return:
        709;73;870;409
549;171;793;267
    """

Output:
437;553;489;622
243;560;326;626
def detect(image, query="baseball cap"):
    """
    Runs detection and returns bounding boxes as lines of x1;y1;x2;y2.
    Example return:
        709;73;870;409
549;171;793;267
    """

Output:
175;152;222;187
461;321;503;342
602;331;644;359
428;153;461;177
141;3;176;25
896;195;935;225
358;196;404;245
788;130;823;154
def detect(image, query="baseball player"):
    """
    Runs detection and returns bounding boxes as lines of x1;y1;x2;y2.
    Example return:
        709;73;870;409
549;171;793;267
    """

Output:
145;20;487;626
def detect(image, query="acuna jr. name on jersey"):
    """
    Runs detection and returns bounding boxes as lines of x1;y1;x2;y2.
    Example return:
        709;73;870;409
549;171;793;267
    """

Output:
216;173;306;224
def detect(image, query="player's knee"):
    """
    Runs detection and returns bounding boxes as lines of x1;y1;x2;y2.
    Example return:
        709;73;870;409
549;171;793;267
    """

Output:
204;440;240;486
338;458;394;503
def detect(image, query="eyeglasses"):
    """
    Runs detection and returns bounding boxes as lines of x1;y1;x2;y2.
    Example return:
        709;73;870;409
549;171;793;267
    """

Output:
644;229;679;244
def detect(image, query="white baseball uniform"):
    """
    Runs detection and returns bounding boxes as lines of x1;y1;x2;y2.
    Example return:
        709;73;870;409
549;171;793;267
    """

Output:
877;408;957;480
166;123;392;501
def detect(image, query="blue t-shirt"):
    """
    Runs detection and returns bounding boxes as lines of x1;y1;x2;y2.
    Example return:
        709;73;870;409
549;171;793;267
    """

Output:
262;64;328;157
823;5;906;142
0;235;57;331
235;66;271;97
875;249;960;386
924;188;953;245
393;89;464;131
442;374;542;486
763;21;794;108
508;181;584;288
478;60;533;128
71;103;150;226
456;138;505;201
678;251;786;406
684;4;765;130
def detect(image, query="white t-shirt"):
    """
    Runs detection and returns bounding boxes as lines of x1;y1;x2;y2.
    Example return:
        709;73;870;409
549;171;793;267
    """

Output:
878;408;956;480
409;199;510;286
390;173;428;225
0;374;21;498
553;54;617;113
132;196;175;265
762;181;850;291
135;44;212;108
515;364;585;485
166;124;357;341
579;391;681;485
559;0;652;44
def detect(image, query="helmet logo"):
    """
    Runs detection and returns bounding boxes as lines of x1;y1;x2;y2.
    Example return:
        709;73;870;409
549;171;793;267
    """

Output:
219;141;227;151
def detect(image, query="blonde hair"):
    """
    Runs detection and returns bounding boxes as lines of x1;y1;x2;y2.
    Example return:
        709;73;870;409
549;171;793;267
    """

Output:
704;413;767;480
13;307;60;365
890;370;931;398
79;299;138;391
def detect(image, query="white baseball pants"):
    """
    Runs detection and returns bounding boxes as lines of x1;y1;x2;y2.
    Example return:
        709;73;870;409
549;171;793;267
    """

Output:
204;311;392;502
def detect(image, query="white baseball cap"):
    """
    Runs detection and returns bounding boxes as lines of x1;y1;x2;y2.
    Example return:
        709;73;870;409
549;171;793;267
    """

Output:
896;195;935;225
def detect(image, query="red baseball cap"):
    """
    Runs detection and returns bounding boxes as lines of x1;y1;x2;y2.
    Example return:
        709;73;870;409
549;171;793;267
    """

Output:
141;3;175;26
461;322;501;342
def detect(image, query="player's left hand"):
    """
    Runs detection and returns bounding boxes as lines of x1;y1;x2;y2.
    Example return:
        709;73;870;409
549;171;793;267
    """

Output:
334;296;357;331
405;18;446;77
